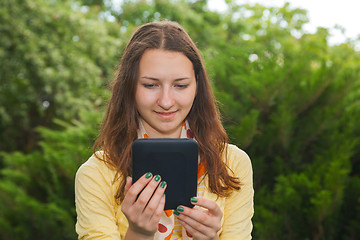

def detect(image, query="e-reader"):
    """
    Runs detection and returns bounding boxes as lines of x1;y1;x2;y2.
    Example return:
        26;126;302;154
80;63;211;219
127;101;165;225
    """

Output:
132;138;198;210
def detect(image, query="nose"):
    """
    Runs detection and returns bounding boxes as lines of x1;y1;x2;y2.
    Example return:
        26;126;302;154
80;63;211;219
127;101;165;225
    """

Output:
157;87;175;110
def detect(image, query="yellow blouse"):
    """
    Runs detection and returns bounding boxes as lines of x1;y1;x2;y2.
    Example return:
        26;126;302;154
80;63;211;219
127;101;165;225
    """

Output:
75;144;254;239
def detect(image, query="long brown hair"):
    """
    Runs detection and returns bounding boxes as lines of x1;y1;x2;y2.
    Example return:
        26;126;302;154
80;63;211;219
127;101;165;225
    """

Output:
94;21;240;202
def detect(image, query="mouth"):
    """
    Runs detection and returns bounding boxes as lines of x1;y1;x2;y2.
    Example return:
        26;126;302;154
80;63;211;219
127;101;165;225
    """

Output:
155;110;178;119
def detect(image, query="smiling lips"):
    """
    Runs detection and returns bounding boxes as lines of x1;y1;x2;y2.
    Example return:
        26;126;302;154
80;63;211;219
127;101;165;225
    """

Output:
155;110;178;119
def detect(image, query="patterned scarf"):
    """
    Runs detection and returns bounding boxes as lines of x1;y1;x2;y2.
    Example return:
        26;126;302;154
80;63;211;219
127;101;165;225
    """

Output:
137;120;206;240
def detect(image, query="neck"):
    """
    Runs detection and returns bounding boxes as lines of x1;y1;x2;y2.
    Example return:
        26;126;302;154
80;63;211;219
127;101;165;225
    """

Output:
144;127;182;138
137;118;183;139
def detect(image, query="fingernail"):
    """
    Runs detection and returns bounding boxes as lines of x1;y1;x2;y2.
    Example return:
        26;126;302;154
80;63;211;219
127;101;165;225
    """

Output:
145;172;152;179
173;210;180;216
154;175;161;182
177;206;184;212
160;181;167;188
191;197;198;203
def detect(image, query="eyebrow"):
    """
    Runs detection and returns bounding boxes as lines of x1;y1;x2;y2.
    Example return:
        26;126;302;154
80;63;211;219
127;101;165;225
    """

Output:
140;76;190;81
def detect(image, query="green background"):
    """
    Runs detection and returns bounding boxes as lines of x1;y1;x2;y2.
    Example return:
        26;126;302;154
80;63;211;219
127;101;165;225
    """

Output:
1;0;359;239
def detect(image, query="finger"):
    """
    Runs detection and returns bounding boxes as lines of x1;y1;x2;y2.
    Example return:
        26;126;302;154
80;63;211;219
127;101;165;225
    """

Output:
144;181;167;215
177;218;210;239
125;172;153;204
124;176;132;194
121;178;132;215
134;175;162;211
148;183;167;222
191;197;223;217
176;208;214;234
175;204;222;231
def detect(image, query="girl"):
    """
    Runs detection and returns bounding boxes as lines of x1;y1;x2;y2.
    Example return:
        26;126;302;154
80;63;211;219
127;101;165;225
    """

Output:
75;20;254;240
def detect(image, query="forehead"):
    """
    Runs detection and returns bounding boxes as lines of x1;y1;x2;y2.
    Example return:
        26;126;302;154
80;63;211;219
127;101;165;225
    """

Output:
138;49;194;78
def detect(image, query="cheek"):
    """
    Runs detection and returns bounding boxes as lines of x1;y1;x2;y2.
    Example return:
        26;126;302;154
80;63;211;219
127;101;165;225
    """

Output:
187;89;197;106
178;92;196;109
135;89;155;108
135;89;145;109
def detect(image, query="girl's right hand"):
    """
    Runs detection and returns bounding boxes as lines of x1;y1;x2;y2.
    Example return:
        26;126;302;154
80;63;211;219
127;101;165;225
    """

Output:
121;172;167;239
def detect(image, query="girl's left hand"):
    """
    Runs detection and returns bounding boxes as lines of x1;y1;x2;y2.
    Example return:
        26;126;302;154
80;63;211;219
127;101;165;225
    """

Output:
174;197;222;240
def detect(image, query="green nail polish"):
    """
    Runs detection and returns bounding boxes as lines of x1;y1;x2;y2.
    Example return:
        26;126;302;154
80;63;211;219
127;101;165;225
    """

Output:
145;172;152;179
191;197;198;203
173;210;180;216
154;175;161;182
177;206;184;212
160;181;167;188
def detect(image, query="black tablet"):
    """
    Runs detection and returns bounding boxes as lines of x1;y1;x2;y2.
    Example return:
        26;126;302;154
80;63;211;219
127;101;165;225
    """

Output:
132;138;198;210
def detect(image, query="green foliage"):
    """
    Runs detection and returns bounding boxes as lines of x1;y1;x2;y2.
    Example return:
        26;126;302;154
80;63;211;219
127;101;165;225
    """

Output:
0;0;121;151
1;0;360;239
206;3;360;239
0;110;101;240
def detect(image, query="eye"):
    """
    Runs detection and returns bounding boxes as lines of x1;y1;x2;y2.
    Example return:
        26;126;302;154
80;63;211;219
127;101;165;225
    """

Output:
143;84;157;88
175;84;188;89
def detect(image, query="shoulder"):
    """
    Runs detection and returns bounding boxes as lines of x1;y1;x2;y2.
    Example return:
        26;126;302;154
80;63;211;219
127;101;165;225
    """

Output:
224;144;253;180
225;144;251;166
75;151;117;185
226;144;250;159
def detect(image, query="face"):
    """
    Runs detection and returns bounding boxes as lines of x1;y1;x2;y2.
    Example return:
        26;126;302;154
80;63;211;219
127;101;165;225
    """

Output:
135;49;197;138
